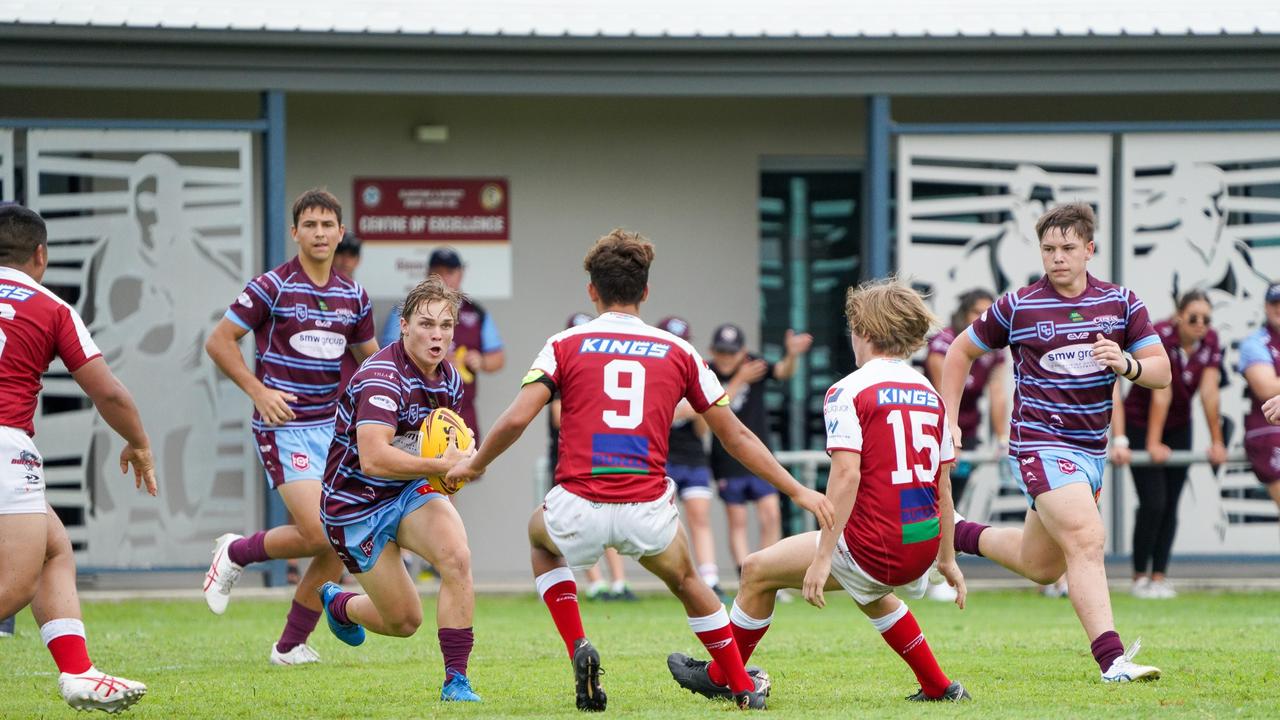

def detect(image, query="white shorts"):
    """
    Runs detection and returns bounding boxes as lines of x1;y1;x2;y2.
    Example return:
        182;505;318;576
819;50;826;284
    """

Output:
542;479;680;570
0;426;47;515
827;534;929;606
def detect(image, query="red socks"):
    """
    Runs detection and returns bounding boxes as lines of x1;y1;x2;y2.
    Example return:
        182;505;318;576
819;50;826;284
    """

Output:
689;608;753;693
707;601;772;688
875;604;950;698
41;618;92;675
536;568;585;658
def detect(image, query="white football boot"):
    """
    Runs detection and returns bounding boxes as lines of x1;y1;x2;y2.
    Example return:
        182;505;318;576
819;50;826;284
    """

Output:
1101;638;1161;683
269;642;321;666
203;533;244;615
59;666;147;713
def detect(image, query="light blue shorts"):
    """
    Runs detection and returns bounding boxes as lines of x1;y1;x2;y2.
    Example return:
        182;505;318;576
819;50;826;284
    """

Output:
324;481;446;574
254;423;334;489
1005;448;1105;510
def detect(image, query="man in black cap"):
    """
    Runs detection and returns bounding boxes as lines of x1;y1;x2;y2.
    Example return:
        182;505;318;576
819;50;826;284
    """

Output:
707;322;812;578
333;230;362;280
379;247;505;435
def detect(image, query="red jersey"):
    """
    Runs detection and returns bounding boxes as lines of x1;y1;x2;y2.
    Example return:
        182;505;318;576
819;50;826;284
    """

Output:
823;357;956;586
0;266;102;436
527;312;726;503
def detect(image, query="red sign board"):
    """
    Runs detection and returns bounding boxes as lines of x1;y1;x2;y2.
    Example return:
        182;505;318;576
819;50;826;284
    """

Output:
353;178;509;242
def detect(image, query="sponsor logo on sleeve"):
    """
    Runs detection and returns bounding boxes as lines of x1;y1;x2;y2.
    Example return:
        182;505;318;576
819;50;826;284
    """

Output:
368;394;397;412
237;292;253;308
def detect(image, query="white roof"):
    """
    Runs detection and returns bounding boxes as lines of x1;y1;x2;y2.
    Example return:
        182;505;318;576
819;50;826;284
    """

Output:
5;0;1280;39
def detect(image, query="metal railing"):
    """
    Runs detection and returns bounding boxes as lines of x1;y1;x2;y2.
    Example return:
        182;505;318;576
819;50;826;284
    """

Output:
774;448;1253;537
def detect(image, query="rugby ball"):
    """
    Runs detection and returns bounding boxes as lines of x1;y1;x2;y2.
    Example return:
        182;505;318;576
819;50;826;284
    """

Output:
420;408;473;495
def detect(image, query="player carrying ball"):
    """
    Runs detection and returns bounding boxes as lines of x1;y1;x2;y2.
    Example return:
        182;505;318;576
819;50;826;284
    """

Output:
668;278;971;703
444;229;836;711
316;276;481;702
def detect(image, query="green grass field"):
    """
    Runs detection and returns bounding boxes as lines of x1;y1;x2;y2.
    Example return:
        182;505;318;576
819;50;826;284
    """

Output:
2;589;1277;718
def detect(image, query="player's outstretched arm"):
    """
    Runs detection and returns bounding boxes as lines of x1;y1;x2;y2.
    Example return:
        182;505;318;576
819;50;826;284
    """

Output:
204;317;297;425
803;450;860;609
71;358;157;496
703;404;835;530
444;381;551;491
941;332;984;449
935;464;966;609
356;422;472;480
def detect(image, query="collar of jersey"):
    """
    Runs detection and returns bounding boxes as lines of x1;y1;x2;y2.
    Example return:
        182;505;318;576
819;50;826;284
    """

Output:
0;266;38;285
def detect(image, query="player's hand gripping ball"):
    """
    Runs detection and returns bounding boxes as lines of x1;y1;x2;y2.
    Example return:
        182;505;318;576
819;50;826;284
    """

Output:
420;408;474;495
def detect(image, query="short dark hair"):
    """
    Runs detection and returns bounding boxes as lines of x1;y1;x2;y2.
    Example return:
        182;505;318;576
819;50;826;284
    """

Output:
583;229;654;306
0;204;48;266
1035;202;1095;244
291;188;343;227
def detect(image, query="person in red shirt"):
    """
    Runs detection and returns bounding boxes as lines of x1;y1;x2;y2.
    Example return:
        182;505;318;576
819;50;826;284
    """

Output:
445;229;834;711
668;278;970;703
1111;290;1226;599
0;204;157;713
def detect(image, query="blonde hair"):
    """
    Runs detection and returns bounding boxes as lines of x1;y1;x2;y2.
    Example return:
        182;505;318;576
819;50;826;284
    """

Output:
844;277;938;357
400;274;462;324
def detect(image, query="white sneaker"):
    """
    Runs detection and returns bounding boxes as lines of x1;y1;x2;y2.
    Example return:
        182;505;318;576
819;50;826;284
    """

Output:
1101;638;1161;683
1149;579;1177;599
269;642;321;666
1131;577;1153;599
203;533;244;615
59;666;147;713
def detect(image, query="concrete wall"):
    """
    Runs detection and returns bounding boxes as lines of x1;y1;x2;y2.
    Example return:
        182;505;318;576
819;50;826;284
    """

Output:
284;94;863;581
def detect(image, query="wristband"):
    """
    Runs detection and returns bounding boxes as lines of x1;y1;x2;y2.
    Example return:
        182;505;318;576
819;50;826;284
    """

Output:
1129;359;1143;382
1121;354;1133;378
1112;436;1130;449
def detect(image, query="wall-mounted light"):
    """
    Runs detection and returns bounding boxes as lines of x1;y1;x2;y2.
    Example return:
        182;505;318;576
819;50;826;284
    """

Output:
413;125;449;143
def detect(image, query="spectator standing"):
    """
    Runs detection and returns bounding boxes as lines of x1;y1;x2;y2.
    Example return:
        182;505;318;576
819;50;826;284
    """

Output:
381;248;504;436
1111;290;1226;599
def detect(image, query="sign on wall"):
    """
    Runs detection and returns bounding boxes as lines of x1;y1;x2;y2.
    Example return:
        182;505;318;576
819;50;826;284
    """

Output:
25;129;259;568
353;178;512;299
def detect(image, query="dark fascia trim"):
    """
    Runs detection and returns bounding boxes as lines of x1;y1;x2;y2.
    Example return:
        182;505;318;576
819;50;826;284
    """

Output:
2;22;1280;54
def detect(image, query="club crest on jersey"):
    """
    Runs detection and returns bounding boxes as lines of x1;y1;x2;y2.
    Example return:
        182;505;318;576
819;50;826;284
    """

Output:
1037;321;1056;341
294;303;309;322
579;337;671;358
1057;459;1078;475
1094;314;1121;333
290;452;310;471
